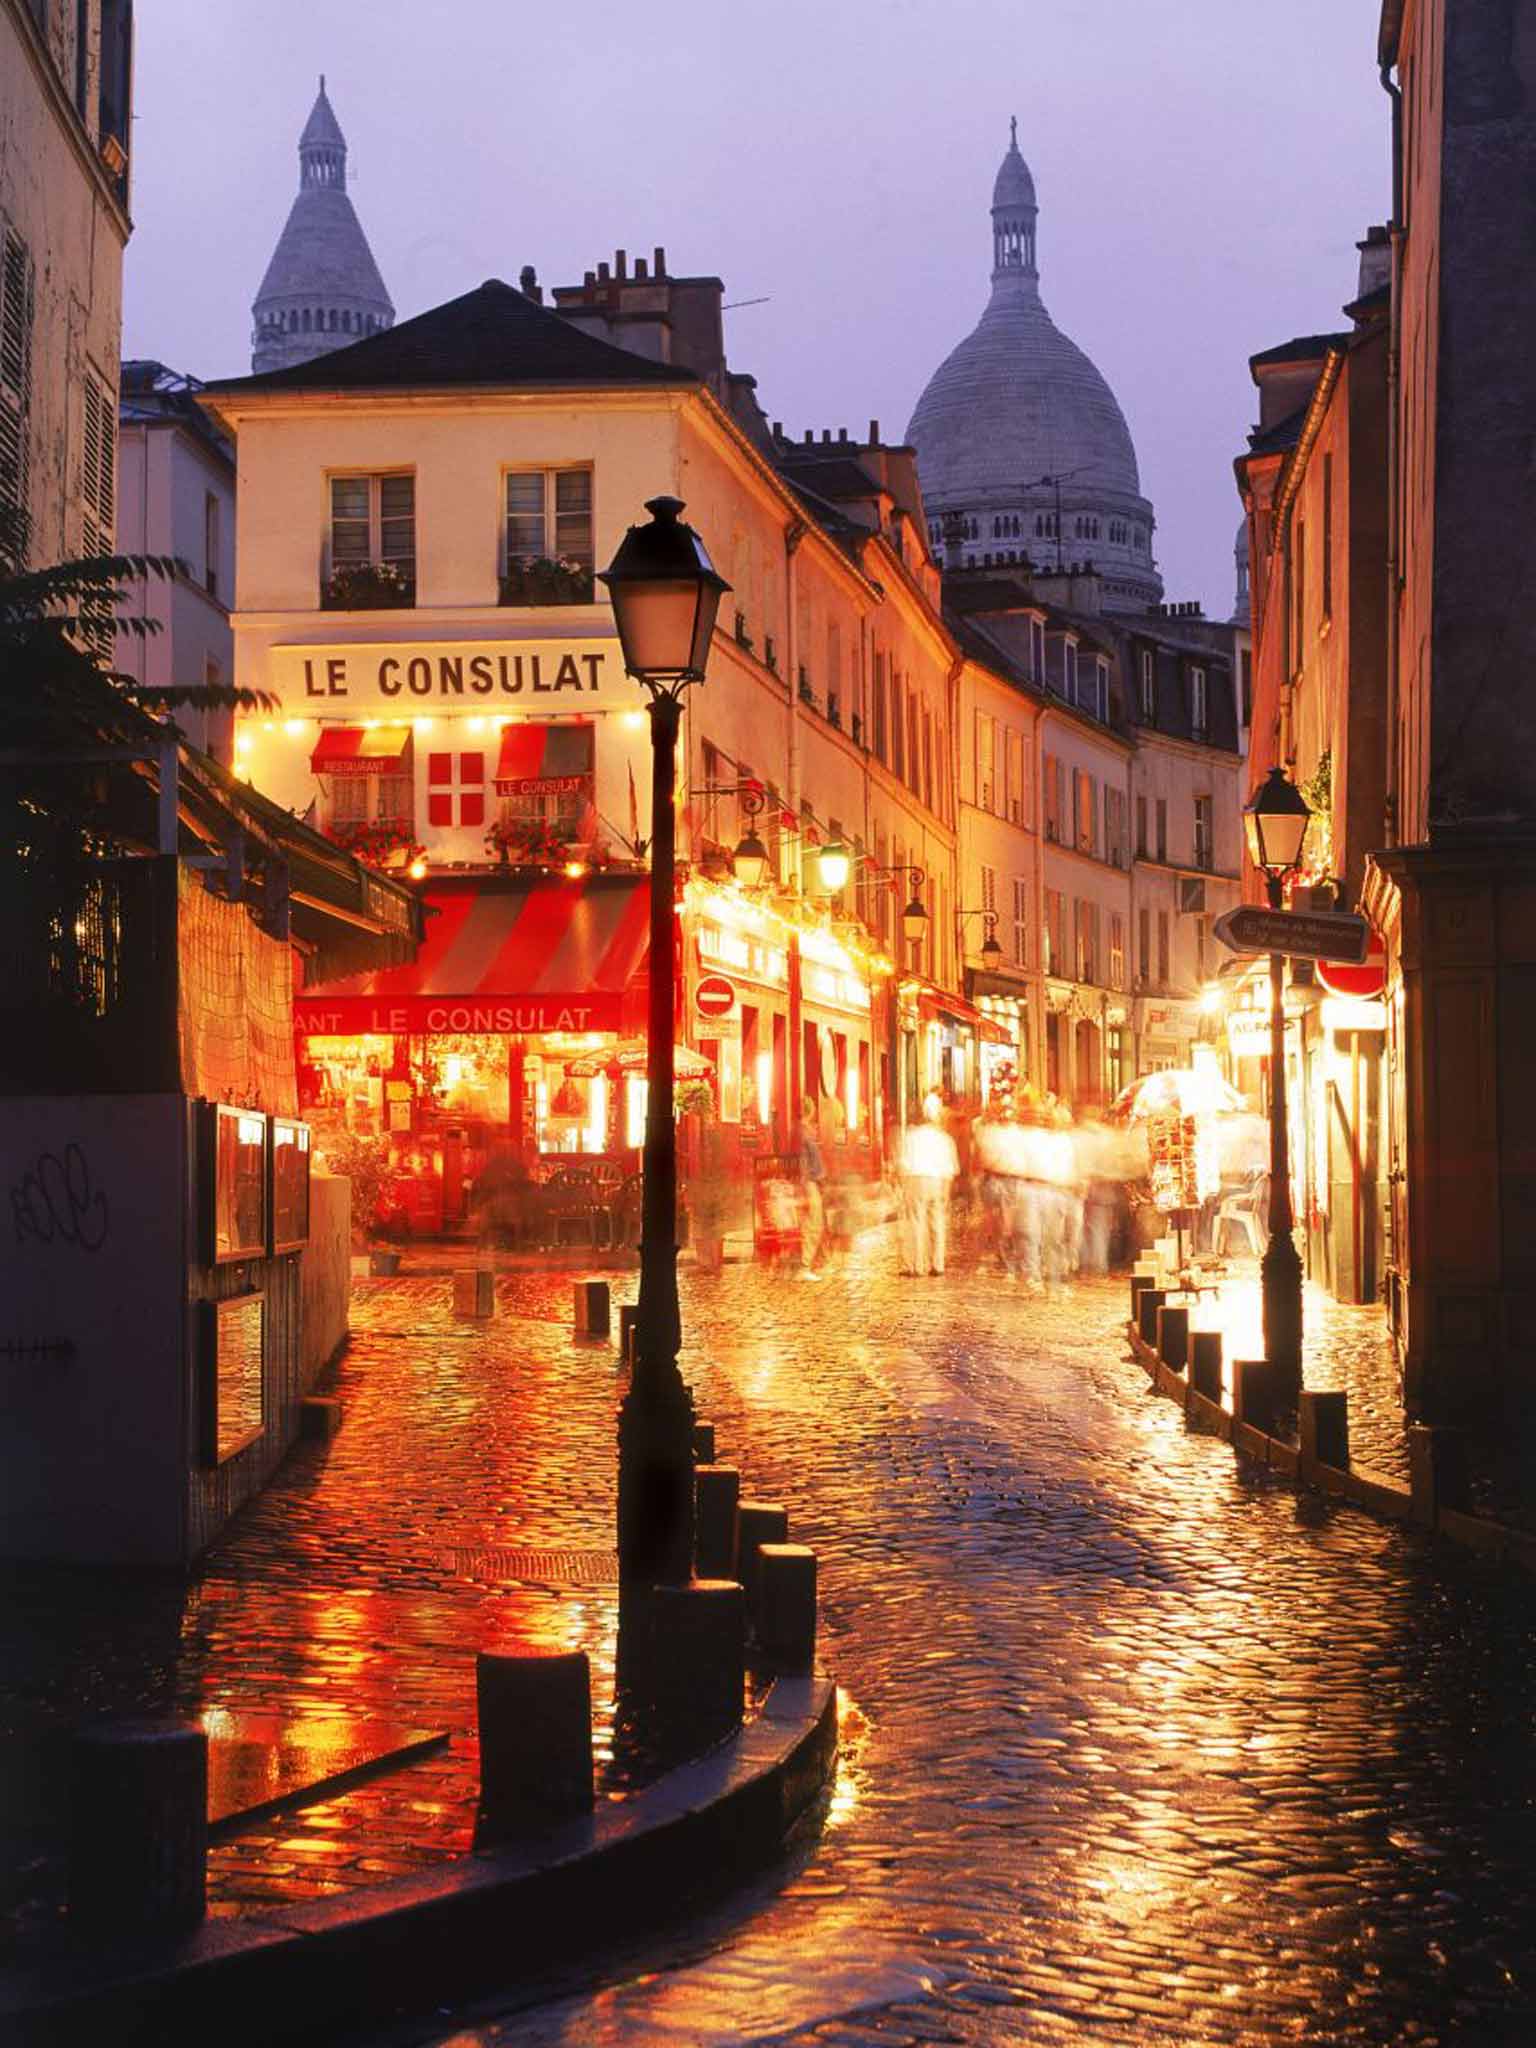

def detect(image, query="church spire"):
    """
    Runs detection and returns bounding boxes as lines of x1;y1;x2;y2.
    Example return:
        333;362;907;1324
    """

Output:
991;116;1038;289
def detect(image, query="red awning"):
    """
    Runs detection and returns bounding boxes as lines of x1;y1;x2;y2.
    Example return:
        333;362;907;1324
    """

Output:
494;720;594;795
911;982;1013;1044
293;872;648;1037
311;725;412;777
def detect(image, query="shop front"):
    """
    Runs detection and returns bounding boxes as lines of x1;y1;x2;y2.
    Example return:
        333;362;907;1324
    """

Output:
895;979;1008;1121
294;870;650;1244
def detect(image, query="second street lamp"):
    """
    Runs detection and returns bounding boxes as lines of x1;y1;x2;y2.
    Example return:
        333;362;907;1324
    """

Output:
1243;765;1313;1397
599;496;730;1590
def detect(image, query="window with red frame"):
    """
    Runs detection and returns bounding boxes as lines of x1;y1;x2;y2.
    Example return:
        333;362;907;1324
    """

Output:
427;750;486;828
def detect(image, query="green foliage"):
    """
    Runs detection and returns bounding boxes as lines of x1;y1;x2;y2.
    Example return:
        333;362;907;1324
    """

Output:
321;1126;395;1240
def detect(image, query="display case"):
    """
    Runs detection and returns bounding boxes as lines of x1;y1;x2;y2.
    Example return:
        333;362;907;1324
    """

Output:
202;1103;269;1264
269;1117;312;1253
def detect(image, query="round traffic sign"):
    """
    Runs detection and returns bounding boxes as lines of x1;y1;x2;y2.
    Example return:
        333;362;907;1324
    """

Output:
695;974;736;1019
1317;932;1386;1000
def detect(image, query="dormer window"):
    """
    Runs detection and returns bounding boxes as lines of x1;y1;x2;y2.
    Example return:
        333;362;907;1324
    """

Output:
1063;640;1079;705
1139;647;1156;722
1190;664;1208;738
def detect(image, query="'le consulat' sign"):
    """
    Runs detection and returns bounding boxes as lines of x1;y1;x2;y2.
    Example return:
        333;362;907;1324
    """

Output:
268;639;618;708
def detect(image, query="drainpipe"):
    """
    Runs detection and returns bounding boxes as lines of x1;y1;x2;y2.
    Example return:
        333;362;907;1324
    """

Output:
1380;58;1404;845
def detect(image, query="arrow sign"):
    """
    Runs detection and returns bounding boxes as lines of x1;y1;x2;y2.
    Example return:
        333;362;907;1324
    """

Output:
1212;905;1371;964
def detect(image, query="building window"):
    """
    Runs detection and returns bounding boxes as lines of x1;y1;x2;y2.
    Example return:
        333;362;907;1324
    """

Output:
1090;658;1109;722
78;371;116;655
890;675;905;780
1139;647;1155;722
1193;794;1213;872
1293;516;1306;661
1138;906;1151;982
1109;913;1125;989
1240;649;1253;726
505;466;593;576
204;491;220;598
980;863;997;922
1042;754;1060;842
976;712;996;812
1074;769;1095;856
1104;787;1127;868
1063;640;1079;704
427;750;486;830
1006;729;1025;823
1075;900;1100;983
0;224;36;539
1012;876;1029;967
1322;451;1334;619
329;472;415;594
1157;909;1170;986
1029;617;1045;681
1190;664;1208;738
1155;798;1168;863
1044;889;1066;977
1135;793;1148;858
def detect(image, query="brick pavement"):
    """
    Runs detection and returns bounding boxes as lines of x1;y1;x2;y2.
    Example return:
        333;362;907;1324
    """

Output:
7;1233;1536;2047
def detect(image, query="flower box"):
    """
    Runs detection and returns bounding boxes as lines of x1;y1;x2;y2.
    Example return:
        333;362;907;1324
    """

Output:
322;561;415;611
498;556;595;607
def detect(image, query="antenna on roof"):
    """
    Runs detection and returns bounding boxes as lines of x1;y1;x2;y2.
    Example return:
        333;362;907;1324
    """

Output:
723;297;771;311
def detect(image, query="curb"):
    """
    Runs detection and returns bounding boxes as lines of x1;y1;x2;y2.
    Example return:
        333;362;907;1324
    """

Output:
1;1675;838;2048
1128;1324;1536;1572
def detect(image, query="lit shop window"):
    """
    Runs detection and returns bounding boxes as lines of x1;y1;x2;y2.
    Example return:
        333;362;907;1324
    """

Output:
427;751;486;828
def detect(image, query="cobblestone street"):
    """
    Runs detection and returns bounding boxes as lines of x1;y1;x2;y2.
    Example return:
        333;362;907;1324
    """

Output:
7;1240;1536;2045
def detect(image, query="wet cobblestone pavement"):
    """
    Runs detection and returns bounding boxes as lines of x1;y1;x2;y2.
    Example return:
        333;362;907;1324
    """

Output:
6;1236;1536;2046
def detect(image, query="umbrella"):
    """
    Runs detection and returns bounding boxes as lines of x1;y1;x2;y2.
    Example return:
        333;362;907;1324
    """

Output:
1110;1067;1247;1122
562;1041;714;1080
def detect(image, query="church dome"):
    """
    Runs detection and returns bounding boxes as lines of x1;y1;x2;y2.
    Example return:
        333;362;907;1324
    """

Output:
251;79;394;375
907;122;1161;611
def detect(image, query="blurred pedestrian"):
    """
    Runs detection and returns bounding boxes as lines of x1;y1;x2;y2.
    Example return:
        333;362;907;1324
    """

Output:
899;1092;960;1276
797;1098;828;1279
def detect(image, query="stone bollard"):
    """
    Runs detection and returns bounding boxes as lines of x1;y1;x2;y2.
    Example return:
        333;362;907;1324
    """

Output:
475;1647;593;1841
1189;1329;1223;1402
1300;1390;1350;1471
573;1279;610;1339
756;1544;817;1673
1136;1287;1167;1347
1408;1423;1471;1527
1232;1359;1286;1436
1155;1303;1190;1373
646;1579;745;1753
695;1463;740;1579
453;1269;496;1318
692;1420;716;1465
618;1304;638;1366
736;1501;789;1611
70;1718;208;1936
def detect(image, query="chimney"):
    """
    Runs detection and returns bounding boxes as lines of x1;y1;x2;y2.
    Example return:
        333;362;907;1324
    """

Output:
821;428;831;443
941;508;968;573
772;420;783;438
597;261;610;283
635;257;648;279
615;248;627;279
653;245;666;277
838;427;848;442
1356;223;1390;301
804;429;813;444
868;419;880;445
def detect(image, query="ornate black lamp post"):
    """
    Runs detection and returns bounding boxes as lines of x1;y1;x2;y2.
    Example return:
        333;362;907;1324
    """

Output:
1243;765;1313;1393
599;497;730;1588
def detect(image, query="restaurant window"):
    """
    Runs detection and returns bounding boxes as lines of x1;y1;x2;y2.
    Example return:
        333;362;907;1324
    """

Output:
1012;876;1029;967
330;472;415;585
428;750;486;829
495;722;595;841
326;767;412;829
505;466;594;571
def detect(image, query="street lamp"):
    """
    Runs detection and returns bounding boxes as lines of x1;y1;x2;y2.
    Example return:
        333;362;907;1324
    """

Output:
815;837;851;895
958;908;1003;967
599;496;730;1589
1243;765;1312;1394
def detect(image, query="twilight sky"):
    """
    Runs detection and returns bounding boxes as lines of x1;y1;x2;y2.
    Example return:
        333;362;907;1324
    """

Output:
124;0;1388;615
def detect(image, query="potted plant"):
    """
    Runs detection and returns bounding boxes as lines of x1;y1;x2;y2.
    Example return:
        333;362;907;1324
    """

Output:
324;1128;401;1274
324;819;427;873
322;560;415;611
498;555;595;607
484;816;569;867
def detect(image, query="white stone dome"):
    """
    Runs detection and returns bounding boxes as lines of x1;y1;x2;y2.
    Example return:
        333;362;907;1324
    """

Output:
907;122;1161;611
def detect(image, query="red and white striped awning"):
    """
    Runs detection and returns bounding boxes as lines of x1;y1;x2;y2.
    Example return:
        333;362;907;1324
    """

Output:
293;872;648;1037
493;720;594;795
310;725;412;777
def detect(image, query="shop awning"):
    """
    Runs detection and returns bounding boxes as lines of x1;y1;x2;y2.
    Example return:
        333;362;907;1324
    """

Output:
293;872;648;1037
311;725;412;776
905;980;1013;1045
494;720;594;794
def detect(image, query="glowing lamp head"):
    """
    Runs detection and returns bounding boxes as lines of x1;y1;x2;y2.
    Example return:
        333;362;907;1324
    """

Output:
597;496;730;686
980;923;1003;965
1244;766;1312;878
902;893;929;945
816;838;851;894
731;829;769;888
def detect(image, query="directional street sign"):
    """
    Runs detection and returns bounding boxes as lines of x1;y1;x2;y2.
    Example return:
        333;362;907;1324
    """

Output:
1212;904;1371;965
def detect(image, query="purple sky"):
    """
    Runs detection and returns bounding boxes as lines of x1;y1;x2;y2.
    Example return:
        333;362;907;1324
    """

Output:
124;0;1388;615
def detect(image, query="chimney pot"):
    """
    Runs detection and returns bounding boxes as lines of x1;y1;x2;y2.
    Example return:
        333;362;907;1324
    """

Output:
868;419;880;444
772;420;782;437
653;245;666;277
615;248;627;278
838;427;847;442
804;429;813;444
583;270;596;290
635;257;648;279
597;261;610;283
821;428;831;443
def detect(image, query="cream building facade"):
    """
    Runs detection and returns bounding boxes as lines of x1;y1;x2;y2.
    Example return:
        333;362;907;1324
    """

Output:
0;0;132;567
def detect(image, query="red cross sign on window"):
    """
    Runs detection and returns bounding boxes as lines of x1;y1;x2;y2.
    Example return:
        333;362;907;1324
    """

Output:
427;751;486;829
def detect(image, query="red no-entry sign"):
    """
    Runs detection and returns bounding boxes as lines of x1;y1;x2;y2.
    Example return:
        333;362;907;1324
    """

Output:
695;974;737;1019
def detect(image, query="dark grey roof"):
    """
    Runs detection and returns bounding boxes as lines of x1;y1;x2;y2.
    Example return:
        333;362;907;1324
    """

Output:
299;79;346;152
771;451;885;501
1246;402;1311;457
119;360;233;465
209;279;701;399
254;185;392;309
1249;332;1349;371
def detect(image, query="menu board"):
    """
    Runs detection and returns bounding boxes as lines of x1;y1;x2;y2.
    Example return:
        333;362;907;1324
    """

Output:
210;1105;267;1263
270;1118;311;1253
198;1294;266;1464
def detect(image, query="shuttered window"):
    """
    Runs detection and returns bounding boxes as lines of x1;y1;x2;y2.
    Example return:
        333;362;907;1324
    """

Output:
330;473;415;572
0;224;35;546
79;371;116;656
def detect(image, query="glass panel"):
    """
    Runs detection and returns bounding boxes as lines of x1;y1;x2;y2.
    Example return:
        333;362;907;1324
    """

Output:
206;1295;265;1461
554;469;592;564
213;1107;267;1260
506;472;546;561
271;1121;311;1250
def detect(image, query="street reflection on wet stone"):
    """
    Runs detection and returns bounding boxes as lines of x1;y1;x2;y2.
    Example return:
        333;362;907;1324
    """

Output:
405;1248;1536;2048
